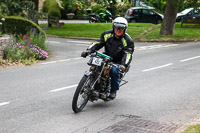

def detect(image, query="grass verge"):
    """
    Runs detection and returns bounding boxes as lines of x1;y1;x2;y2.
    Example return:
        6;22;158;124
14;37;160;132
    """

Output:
45;23;154;39
142;23;200;42
44;22;200;42
181;124;200;133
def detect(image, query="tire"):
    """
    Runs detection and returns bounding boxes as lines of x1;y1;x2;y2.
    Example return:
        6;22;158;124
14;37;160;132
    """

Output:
156;19;162;24
130;19;136;23
106;19;112;23
72;75;92;113
89;19;96;23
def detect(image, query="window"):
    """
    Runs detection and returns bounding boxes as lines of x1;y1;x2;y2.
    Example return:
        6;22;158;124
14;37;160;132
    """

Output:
130;9;140;16
142;9;149;15
132;9;139;15
142;9;154;15
194;9;199;14
149;11;155;15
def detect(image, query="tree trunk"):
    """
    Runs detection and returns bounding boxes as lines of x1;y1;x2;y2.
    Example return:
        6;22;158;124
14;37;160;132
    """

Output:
160;0;179;35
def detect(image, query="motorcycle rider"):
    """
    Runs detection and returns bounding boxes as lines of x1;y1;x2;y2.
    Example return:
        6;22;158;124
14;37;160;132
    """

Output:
81;17;135;99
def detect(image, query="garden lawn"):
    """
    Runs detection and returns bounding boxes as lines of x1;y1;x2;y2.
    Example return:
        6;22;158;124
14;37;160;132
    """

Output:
45;23;154;39
142;23;200;41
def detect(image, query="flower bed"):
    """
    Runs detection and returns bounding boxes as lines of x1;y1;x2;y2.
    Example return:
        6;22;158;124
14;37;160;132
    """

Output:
1;33;49;66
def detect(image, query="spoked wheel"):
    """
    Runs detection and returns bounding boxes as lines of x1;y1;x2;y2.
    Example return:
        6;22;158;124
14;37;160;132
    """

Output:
72;75;93;113
89;19;96;23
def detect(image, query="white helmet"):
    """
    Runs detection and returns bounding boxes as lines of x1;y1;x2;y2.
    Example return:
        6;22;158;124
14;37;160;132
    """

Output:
112;17;128;33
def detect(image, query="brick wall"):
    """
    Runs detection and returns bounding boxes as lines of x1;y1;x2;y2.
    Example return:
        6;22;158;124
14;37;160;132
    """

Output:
0;35;13;60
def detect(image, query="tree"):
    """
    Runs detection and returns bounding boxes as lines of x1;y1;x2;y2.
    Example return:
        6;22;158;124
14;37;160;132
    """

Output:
160;0;199;35
160;0;180;35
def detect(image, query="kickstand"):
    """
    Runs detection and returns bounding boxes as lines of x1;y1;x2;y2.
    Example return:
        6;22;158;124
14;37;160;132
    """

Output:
119;79;128;87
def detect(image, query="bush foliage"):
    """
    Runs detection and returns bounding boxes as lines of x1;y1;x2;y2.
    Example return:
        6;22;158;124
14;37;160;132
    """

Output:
43;0;61;18
3;16;46;38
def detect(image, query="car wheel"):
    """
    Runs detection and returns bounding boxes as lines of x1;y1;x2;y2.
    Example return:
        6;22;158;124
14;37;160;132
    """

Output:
156;19;162;24
130;19;136;23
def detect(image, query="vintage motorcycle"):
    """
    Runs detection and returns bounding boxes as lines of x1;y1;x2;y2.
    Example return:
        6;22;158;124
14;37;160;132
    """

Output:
72;52;129;113
89;11;112;23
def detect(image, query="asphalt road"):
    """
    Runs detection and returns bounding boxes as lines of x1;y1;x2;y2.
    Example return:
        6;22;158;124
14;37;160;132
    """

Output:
0;37;200;133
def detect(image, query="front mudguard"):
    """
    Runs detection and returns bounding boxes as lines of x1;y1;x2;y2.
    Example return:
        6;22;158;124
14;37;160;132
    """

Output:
84;71;93;77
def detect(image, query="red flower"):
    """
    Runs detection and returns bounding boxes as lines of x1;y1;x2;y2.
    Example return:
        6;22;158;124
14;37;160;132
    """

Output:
23;35;26;40
29;38;32;42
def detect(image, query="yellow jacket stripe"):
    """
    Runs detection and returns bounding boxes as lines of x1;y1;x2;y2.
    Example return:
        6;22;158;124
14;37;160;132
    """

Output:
125;52;132;64
122;38;127;47
88;41;98;49
104;33;112;42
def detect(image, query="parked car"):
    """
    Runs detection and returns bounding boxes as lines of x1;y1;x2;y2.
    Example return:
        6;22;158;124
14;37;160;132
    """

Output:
124;7;163;24
176;7;200;22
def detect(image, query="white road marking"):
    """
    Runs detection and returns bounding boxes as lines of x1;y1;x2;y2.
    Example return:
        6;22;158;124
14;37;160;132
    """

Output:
72;57;82;60
0;101;10;106
46;41;61;44
142;63;173;72
49;84;78;92
180;56;200;62
67;40;91;44
41;58;81;65
41;61;58;64
67;40;91;46
136;44;179;51
161;44;179;47
75;44;90;46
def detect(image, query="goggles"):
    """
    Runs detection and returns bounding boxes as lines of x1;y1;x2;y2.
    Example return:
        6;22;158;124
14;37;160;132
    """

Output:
113;23;126;31
114;27;125;31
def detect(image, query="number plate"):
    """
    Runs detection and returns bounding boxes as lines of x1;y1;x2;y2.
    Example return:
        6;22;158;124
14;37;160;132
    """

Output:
92;57;103;66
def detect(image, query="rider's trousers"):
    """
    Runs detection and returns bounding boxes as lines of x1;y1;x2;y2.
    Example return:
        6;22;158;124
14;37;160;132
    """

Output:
110;64;120;92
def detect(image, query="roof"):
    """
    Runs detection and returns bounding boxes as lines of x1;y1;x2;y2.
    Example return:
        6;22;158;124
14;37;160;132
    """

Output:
127;7;152;10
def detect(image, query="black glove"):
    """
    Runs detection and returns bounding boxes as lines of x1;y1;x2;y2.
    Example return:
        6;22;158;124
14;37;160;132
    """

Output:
81;50;91;58
119;65;126;73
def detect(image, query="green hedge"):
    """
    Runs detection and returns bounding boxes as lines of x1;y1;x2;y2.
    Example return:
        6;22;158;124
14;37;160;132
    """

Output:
43;0;61;18
3;16;46;38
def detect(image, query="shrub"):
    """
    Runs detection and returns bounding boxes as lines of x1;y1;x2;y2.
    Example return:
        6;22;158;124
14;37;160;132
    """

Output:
90;4;106;14
43;0;61;18
3;16;46;38
43;0;51;13
48;7;61;18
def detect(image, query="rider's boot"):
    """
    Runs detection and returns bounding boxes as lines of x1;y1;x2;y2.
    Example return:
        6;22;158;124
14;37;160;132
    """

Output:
109;91;117;99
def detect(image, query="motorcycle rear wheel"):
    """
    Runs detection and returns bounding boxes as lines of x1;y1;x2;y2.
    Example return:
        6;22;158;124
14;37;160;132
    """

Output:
72;75;92;113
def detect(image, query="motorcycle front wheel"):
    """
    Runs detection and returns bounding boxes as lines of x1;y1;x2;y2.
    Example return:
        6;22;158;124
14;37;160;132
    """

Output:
72;75;93;113
89;19;96;23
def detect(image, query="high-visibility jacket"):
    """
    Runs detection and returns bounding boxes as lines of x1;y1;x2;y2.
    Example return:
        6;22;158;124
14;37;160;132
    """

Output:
88;30;135;66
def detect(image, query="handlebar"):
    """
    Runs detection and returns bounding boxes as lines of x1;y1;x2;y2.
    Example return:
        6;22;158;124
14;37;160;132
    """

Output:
97;52;110;59
90;51;112;61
